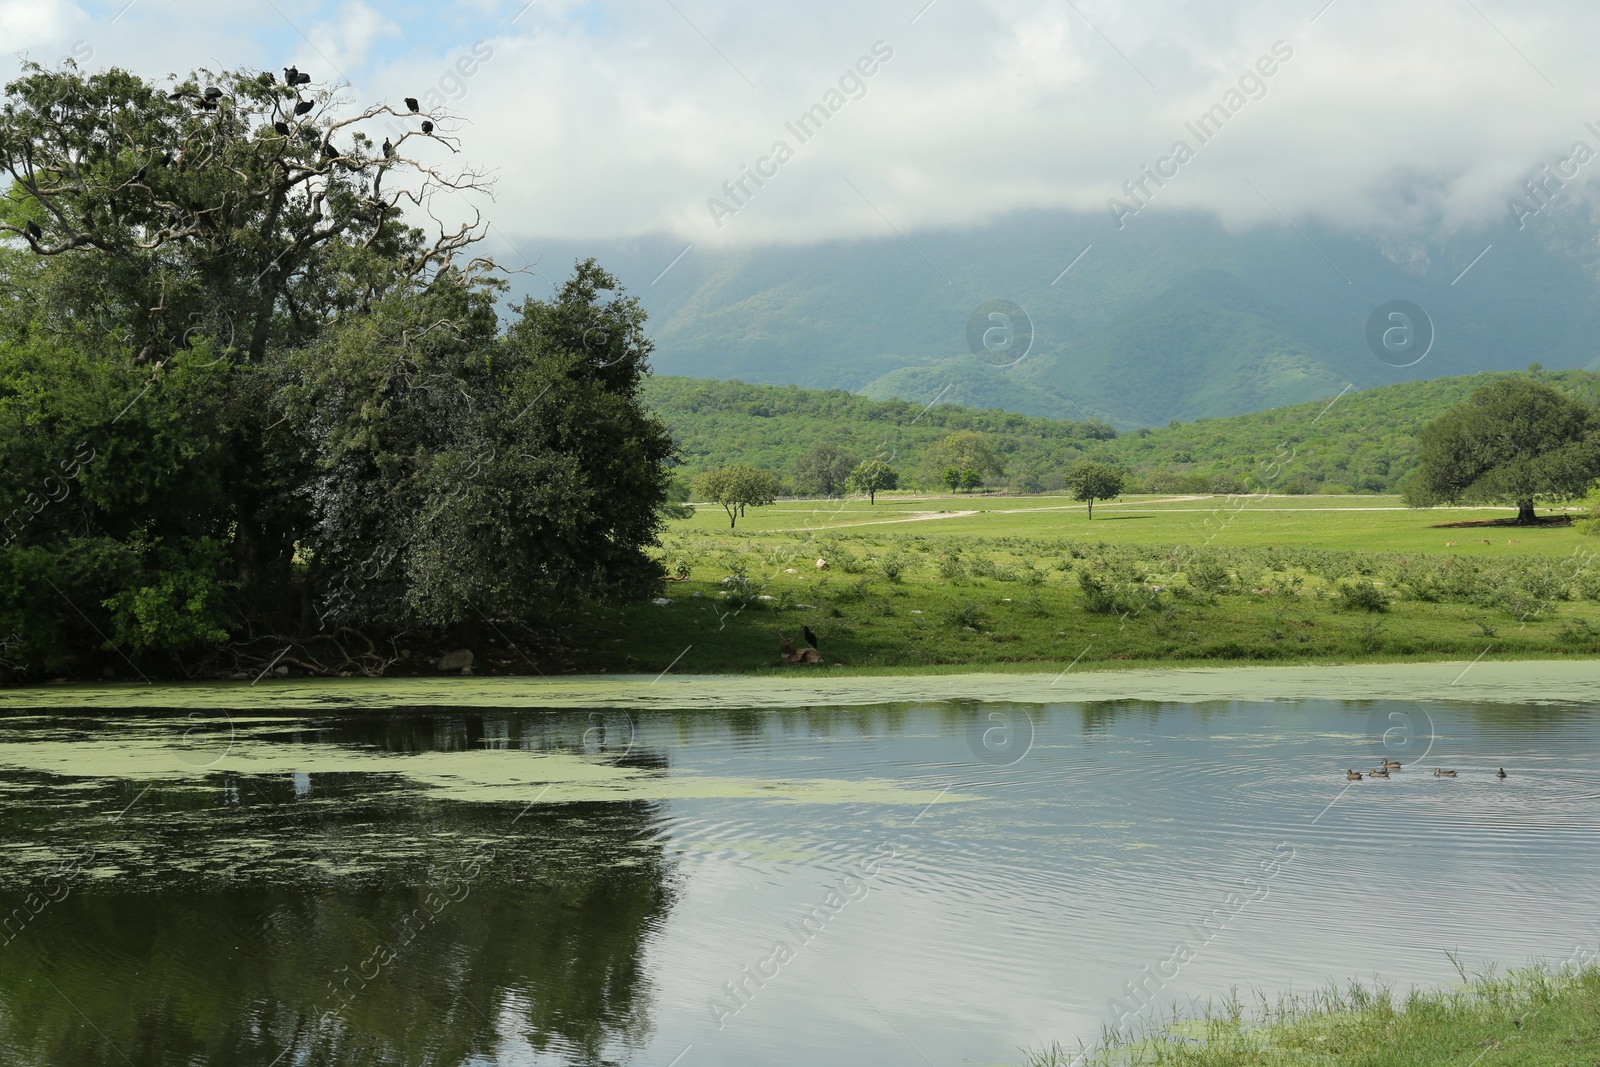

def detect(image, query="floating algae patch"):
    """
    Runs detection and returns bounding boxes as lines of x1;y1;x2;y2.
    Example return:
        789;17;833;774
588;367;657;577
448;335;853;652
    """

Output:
2;659;1597;711
0;735;971;807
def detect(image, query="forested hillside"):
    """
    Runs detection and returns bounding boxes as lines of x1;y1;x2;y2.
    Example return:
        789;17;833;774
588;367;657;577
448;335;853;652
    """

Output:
529;204;1600;427
645;369;1600;494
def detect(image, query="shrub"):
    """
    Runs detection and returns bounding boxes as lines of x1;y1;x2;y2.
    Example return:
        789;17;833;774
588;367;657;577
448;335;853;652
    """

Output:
944;600;986;630
1335;579;1391;612
879;554;905;583
1185;558;1232;594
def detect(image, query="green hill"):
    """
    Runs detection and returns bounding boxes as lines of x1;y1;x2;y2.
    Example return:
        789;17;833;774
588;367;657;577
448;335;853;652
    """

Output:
644;368;1600;494
528;205;1600;428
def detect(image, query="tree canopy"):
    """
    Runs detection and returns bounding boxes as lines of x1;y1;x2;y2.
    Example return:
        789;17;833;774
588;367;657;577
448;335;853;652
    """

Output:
846;460;898;504
1403;378;1600;523
696;464;779;527
1065;461;1124;518
0;61;672;678
790;444;856;497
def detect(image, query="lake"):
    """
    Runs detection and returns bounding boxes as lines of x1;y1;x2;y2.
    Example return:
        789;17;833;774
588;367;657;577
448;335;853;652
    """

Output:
0;670;1596;1066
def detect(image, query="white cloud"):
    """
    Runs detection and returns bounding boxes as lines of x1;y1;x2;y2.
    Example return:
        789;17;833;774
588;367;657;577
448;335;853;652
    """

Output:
6;0;1600;247
0;0;85;52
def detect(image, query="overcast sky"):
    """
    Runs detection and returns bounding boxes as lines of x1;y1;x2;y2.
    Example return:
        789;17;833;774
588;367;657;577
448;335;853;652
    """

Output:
4;0;1598;249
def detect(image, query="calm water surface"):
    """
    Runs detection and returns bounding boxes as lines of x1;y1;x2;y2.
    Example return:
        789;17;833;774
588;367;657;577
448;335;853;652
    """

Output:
0;694;1595;1066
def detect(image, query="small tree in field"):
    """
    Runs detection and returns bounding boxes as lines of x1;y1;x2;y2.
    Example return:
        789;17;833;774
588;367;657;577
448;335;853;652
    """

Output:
1404;378;1600;524
847;460;898;504
697;465;779;528
959;469;984;492
1066;461;1124;519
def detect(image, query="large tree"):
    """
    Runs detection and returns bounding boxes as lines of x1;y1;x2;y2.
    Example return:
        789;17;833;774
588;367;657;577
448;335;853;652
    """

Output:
697;465;779;527
846;459;898;504
917;431;1004;490
0;61;673;674
790;444;856;497
1403;378;1600;524
1065;460;1124;519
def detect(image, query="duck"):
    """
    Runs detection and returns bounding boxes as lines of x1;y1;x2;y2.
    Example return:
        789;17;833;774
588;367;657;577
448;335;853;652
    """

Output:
1369;767;1390;778
1383;758;1403;769
1346;769;1363;781
1433;768;1457;777
1496;767;1508;779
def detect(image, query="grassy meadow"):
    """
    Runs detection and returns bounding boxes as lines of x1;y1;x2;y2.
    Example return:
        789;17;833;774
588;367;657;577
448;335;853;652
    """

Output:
1031;963;1600;1066
543;491;1600;675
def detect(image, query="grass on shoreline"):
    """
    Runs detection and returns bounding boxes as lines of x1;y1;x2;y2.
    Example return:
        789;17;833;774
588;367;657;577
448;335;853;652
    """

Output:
1032;963;1600;1066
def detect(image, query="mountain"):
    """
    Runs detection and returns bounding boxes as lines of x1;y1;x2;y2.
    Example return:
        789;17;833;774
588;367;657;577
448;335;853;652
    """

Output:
643;369;1600;494
517;203;1600;427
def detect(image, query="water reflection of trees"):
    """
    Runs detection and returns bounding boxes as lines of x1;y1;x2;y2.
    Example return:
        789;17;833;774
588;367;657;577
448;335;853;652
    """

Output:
0;797;676;1067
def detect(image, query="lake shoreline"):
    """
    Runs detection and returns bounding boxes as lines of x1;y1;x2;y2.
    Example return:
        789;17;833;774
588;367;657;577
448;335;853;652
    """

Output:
4;656;1597;710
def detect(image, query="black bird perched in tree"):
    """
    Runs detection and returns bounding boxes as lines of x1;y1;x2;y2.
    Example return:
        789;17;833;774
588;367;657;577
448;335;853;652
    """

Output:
284;66;300;85
158;152;173;166
802;625;819;650
259;71;275;86
382;138;394;158
404;96;420;113
24;221;41;240
322;142;339;160
273;120;290;136
133;165;147;183
421;120;434;134
294;99;314;116
204;87;222;100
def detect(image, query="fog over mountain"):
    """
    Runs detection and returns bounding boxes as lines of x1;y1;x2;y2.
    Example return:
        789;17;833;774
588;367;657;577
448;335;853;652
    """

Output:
6;0;1600;424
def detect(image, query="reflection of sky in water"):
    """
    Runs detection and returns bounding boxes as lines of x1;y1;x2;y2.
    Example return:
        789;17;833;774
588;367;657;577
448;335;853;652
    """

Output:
0;697;1595;1066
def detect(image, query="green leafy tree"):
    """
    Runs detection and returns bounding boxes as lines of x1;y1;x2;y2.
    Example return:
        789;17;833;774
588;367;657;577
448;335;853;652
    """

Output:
959;468;983;492
282;259;674;627
941;466;962;492
0;61;676;672
697;464;779;527
846;460;898;504
791;444;857;497
919;431;1004;489
1403;378;1600;524
1066;461;1125;518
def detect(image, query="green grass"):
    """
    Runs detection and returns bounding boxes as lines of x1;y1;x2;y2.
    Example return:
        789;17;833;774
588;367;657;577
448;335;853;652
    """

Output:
679;491;1592;556
1030;963;1600;1066
533;493;1600;676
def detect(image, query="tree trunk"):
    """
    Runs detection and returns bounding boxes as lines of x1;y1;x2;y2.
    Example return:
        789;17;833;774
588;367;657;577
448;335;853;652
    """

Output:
1087;499;1094;519
1516;499;1537;525
868;490;875;505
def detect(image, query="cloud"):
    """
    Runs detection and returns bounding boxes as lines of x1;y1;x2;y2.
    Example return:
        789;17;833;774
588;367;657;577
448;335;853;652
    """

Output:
5;0;1600;248
0;0;85;51
308;0;401;78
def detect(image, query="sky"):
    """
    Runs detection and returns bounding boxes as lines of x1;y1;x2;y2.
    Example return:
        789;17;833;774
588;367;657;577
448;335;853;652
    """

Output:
4;0;1599;252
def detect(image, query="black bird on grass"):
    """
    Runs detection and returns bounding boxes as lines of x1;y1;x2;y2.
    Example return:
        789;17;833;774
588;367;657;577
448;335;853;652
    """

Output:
294;99;314;116
421;120;434;134
404;96;420;113
802;625;819;650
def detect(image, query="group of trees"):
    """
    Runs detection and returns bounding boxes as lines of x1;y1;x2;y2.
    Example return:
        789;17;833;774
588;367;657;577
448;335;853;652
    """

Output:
0;61;673;675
